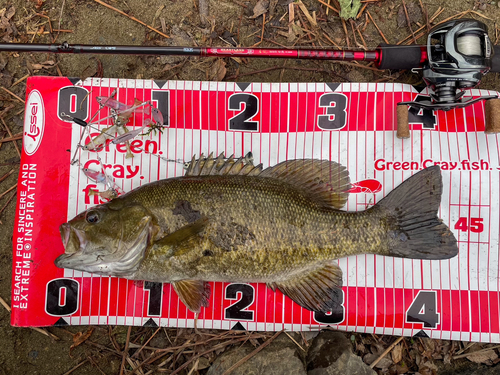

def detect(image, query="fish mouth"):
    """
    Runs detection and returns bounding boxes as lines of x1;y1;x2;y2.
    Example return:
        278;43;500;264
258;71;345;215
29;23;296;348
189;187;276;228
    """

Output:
54;252;73;268
59;223;87;252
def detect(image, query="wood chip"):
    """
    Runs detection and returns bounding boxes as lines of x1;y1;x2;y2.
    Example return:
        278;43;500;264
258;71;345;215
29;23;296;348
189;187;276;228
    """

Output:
297;1;317;27
251;0;269;19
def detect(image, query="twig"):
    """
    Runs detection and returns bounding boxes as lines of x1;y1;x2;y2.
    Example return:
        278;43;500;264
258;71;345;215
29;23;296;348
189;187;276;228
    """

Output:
227;65;330;80
339;60;381;71
186;358;199;375
402;0;417;44
0;296;10;312
0;133;23;144
367;11;389;44
397;7;444;45
418;0;430;33
454;341;476;356
221;331;283;375
453;344;500;360
357;3;367;19
35;13;53;33
131;327;161;359
283;331;306;352
316;0;340;14
58;0;66;41
62;359;90;375
0;117;21;158
0;87;25;104
468;10;493;21
0;295;59;340
341;18;350;48
0;184;17;200
27;30;73;34
199;0;209;26
370;336;404;368
0;169;14;184
119;326;132;375
94;0;170;38
0;104;14;119
357;27;367;49
349;19;358;47
233;0;248;8
297;0;317;27
10;74;30;88
296;9;315;46
0;191;17;218
321;31;341;48
127;357;145;375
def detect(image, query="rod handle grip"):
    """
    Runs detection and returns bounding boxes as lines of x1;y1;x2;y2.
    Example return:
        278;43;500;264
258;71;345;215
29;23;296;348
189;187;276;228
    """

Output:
376;44;424;70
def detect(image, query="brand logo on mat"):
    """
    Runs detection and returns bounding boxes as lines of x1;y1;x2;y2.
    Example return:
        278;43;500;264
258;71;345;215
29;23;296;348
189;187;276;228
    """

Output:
24;90;45;156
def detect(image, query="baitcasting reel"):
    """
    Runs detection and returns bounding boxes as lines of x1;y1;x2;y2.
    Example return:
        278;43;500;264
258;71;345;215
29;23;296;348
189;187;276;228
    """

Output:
399;19;498;111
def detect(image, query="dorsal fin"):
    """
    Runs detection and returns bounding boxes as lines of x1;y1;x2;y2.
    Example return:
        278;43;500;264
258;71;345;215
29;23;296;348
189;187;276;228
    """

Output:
259;159;351;209
184;152;263;177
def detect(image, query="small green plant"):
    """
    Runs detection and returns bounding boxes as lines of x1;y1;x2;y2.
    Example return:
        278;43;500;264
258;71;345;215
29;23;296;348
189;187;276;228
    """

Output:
339;0;361;19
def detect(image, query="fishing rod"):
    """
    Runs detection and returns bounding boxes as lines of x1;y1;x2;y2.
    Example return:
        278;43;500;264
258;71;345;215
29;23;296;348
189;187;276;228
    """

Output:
1;18;500;132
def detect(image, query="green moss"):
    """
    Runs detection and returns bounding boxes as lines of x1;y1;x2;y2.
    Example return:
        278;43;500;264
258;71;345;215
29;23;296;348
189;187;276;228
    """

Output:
339;0;361;19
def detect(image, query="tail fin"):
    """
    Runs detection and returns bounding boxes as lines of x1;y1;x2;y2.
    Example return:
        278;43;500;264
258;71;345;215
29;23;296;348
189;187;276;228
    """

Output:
377;166;458;260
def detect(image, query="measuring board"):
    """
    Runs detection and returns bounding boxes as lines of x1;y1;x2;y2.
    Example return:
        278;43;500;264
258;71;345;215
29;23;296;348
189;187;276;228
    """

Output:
11;76;500;343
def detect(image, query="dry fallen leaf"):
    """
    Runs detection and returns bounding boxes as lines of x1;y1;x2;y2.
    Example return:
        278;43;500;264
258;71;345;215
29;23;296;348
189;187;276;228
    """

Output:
30;0;44;9
209;59;226;81
374;357;393;370
466;349;498;365
69;327;95;355
31;60;57;70
250;0;269;19
392;343;403;364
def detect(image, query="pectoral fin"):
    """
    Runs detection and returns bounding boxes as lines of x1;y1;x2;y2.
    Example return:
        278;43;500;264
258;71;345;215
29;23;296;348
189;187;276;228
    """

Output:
173;280;211;313
268;262;343;312
153;217;208;256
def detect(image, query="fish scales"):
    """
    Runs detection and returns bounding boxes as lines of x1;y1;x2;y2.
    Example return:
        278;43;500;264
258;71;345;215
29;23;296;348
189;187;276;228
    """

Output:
56;154;458;312
128;176;387;283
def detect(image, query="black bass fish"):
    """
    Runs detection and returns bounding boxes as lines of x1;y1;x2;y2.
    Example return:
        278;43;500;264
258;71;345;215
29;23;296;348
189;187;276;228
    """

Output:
55;153;458;313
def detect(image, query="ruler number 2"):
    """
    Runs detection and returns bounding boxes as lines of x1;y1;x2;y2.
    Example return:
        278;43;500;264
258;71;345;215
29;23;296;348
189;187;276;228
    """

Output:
228;94;259;131
224;284;255;321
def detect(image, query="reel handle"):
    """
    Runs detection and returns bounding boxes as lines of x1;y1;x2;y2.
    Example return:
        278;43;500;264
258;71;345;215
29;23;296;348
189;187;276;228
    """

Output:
491;45;500;73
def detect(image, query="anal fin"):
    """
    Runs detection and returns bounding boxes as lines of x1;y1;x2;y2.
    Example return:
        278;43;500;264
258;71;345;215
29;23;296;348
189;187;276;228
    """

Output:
268;263;343;312
173;280;211;313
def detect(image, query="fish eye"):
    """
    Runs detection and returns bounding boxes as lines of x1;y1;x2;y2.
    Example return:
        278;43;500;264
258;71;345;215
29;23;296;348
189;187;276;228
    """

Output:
85;211;100;224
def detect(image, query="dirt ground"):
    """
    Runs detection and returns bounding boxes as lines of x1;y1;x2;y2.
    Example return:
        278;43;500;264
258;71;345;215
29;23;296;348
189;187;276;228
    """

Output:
2;0;500;374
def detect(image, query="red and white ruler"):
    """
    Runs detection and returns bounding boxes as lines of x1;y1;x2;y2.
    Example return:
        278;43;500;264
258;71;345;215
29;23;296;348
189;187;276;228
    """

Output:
11;76;500;343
